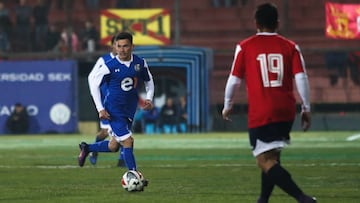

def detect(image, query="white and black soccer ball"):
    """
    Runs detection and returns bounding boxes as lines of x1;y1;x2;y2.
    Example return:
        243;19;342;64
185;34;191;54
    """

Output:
121;170;144;192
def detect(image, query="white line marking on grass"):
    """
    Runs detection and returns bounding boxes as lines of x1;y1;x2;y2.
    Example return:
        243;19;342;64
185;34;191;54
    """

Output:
0;165;112;169
346;134;360;141
198;163;360;167
1;162;360;169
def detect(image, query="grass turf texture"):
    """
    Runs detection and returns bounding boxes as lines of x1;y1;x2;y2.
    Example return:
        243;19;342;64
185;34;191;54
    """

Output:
0;132;359;203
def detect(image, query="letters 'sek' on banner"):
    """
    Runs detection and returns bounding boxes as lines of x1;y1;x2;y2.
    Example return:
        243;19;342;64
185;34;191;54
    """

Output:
100;9;171;45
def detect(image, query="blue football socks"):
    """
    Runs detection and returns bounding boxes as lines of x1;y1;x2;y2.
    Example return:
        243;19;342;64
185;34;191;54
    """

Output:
88;140;111;152
119;147;124;160
123;147;136;170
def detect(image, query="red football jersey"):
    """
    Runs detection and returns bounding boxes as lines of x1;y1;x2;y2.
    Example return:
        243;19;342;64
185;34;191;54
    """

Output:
230;33;306;128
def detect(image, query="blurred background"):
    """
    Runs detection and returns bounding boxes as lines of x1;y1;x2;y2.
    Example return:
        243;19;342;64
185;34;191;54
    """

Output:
0;0;359;134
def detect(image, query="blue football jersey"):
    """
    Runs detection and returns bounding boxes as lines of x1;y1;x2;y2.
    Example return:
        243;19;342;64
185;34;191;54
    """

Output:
103;54;151;121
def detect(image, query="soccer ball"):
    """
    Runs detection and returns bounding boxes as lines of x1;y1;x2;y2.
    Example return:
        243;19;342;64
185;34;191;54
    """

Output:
121;170;144;192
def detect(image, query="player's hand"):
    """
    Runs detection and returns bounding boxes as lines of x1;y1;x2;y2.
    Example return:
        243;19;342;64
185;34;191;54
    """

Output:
99;109;111;120
222;108;232;122
142;99;154;110
301;111;311;131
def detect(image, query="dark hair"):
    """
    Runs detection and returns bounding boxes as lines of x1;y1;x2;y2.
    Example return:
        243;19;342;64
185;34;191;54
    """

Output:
115;32;133;44
255;3;278;30
111;35;116;45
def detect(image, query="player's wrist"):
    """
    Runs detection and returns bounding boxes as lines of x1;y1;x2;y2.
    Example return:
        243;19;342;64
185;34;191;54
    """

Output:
301;104;311;112
224;99;233;110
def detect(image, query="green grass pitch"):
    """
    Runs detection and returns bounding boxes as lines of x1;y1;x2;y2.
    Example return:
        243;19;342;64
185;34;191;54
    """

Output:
0;132;359;203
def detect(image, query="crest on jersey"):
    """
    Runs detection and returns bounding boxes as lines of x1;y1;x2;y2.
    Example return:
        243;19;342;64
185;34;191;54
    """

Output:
134;64;141;72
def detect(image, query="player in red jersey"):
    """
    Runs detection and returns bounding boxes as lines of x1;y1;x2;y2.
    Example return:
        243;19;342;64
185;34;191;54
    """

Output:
222;3;316;203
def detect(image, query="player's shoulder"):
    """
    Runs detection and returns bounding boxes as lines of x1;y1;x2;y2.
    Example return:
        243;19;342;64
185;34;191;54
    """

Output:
276;34;298;46
277;35;303;53
104;56;119;68
238;34;267;48
101;52;114;62
101;53;111;58
132;54;145;65
244;34;258;42
238;35;256;46
132;54;144;61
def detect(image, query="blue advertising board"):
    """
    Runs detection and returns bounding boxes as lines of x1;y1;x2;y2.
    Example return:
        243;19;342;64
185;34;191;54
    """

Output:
0;60;78;134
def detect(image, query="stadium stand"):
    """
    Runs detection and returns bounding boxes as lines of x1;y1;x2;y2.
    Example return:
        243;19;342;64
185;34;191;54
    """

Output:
2;0;360;105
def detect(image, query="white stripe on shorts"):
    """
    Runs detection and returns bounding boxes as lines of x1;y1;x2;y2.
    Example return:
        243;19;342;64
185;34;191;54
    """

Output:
252;139;289;157
100;122;110;129
108;126;132;142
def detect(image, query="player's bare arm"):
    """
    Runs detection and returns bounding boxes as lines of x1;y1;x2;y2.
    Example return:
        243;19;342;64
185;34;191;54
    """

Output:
301;111;311;131
222;108;232;121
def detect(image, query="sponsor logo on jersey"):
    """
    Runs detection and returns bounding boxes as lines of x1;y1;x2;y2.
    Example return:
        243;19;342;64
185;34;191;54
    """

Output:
134;64;141;72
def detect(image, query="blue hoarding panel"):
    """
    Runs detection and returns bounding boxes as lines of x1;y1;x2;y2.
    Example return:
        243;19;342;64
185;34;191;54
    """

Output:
0;60;78;134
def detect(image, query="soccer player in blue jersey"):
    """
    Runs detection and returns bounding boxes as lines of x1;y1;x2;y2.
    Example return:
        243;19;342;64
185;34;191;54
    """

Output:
79;32;155;185
87;34;125;167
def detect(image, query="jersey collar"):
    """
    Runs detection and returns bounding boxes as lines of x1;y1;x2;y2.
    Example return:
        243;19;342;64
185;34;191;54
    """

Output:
116;54;133;64
256;32;278;36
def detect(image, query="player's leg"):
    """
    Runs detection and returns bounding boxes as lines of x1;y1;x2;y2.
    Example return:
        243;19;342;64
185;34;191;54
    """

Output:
89;127;109;165
89;120;110;165
96;124;124;167
257;151;280;203
109;136;138;173
109;117;148;187
96;128;109;141
110;120;125;167
256;149;290;203
250;123;283;202
105;135;125;167
117;119;126;167
78;139;113;167
104;118;137;170
117;119;135;168
78;126;115;167
251;122;316;203
256;151;316;203
117;146;125;167
119;135;148;187
120;136;136;170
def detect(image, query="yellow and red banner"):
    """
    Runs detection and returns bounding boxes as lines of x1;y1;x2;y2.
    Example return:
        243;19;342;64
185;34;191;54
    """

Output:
100;9;170;45
325;2;360;39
